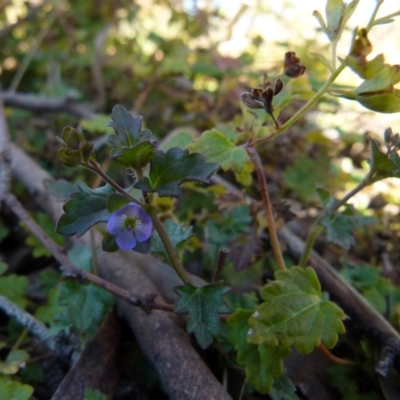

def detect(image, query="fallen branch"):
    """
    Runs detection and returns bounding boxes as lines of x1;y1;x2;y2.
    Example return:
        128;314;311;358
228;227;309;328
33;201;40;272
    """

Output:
2;91;96;119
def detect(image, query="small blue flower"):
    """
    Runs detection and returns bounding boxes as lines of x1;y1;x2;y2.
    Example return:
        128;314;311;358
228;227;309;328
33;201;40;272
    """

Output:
107;203;152;250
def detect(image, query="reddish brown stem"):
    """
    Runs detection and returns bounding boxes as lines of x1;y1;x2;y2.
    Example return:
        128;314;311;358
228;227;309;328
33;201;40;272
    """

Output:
246;144;286;270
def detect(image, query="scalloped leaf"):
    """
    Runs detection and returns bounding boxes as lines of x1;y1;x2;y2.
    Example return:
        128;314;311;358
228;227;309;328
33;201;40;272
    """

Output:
188;129;247;173
248;267;346;354
57;182;114;237
227;309;290;394
174;282;230;348
107;104;151;147
320;211;356;249
134;147;220;197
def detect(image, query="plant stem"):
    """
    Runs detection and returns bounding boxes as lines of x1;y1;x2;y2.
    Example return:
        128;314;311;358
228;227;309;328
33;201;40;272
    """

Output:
299;171;373;268
246;144;286;270
318;344;355;366
85;162;144;206
366;0;384;31
253;63;346;146
299;224;323;269
151;214;192;284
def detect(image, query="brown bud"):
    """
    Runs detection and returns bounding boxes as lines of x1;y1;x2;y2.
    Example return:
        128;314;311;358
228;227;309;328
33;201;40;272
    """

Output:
283;51;306;78
241;93;263;109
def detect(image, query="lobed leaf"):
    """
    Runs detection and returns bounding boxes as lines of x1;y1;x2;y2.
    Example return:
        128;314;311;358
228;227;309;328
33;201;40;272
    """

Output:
188;129;248;173
174;282;230;348
227;309;290;393
57;181;114;237
248;267;346;354
135;147;220;197
320;211;356;249
107;104;151;147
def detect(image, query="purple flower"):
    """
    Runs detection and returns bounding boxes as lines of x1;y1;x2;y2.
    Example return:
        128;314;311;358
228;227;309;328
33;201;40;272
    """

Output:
107;203;152;250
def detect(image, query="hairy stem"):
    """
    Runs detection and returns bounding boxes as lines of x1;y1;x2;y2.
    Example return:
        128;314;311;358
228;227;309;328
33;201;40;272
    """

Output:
247;144;286;270
152;215;192;284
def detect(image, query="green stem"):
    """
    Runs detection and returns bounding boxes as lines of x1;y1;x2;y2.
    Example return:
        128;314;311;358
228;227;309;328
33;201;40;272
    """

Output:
247;144;286;270
85;162;145;207
299;171;373;268
299;224;323;269
152;215;191;284
253;63;346;146
366;0;384;31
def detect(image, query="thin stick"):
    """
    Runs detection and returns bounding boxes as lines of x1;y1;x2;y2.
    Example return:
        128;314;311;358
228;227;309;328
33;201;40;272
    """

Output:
246;144;286;270
213;248;229;282
0;92;11;201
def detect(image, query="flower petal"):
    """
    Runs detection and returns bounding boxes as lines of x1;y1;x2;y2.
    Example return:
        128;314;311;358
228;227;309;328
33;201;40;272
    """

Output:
134;217;152;242
107;209;125;235
116;229;137;250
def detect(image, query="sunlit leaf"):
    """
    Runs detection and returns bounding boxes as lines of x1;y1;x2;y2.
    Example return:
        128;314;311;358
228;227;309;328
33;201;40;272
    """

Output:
188;129;248;173
248;267;346;354
227;309;290;393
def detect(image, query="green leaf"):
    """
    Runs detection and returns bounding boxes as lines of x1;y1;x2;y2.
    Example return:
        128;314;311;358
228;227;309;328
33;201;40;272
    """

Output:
113;141;156;170
23;212;65;258
44;179;80;202
84;388;107;400
160;130;195;151
0;349;30;375
151;219;192;260
227;309;290;393
310;52;333;72
107;104;151;147
80;114;113;134
325;0;344;41
174;282;230;348
56;280;114;335
269;376;299;400
248;267;346;354
188;129;247;173
67;243;93;272
0;376;33;400
369;139;400;181
320;211;356;249
57;181;114;237
0;274;28;309
134;147;219;197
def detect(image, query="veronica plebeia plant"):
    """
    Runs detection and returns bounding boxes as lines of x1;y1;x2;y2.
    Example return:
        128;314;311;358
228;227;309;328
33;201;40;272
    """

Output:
51;0;400;395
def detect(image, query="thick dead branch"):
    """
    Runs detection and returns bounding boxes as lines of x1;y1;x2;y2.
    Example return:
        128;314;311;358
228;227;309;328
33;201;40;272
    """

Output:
9;143;232;400
2;91;96;119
